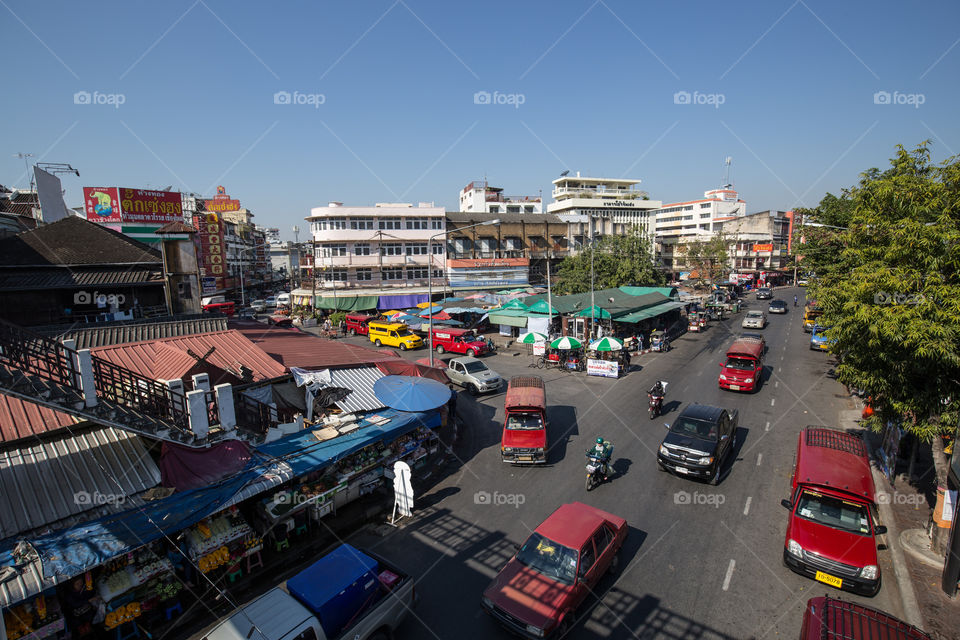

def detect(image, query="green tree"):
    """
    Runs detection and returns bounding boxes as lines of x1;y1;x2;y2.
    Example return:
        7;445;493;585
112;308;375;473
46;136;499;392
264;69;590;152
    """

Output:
555;226;664;295
792;192;855;280
812;142;960;441
680;233;729;285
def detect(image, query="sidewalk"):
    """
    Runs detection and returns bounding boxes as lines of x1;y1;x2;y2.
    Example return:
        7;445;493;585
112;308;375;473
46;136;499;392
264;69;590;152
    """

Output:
841;400;960;639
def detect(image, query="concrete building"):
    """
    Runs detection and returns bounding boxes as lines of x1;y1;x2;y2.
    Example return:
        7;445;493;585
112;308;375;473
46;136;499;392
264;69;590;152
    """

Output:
306;202;445;291
718;210;793;282
547;172;662;239
654;187;747;273
269;240;301;287
459;180;542;214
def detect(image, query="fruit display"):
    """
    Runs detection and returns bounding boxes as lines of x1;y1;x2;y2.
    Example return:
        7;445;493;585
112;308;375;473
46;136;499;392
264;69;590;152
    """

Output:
2;595;63;640
186;516;252;559
104;601;141;630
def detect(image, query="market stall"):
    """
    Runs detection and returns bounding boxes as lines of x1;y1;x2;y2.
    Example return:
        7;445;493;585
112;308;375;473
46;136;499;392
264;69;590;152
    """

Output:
3;592;65;640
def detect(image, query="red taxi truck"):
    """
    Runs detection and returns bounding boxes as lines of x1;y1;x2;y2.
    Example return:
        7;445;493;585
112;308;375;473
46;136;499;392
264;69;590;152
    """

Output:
501;376;547;464
781;427;887;596
718;338;764;393
345;313;377;336
431;327;487;356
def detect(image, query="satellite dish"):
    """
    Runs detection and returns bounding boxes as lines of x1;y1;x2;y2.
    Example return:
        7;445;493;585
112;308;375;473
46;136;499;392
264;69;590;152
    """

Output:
560;170;570;177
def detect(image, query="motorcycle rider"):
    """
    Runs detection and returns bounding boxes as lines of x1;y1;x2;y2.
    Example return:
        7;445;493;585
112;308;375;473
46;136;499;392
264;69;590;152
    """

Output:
588;437;613;480
648;380;666;415
794;295;798;307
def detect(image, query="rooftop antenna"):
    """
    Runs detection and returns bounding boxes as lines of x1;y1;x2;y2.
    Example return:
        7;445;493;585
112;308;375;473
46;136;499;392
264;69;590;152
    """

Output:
722;156;733;189
13;153;35;189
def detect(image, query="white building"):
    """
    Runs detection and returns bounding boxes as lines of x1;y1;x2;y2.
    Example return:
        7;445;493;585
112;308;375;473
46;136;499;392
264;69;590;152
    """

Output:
459;180;542;214
546;173;662;240
652;187;747;274
306;202;445;290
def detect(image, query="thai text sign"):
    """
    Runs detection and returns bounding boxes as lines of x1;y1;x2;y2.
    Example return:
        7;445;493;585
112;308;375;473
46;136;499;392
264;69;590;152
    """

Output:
118;188;182;223
587;358;619;378
83;187;122;223
752;243;773;252
194;212;225;291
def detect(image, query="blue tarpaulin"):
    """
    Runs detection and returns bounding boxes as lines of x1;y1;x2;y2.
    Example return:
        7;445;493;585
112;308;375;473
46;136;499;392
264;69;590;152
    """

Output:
377;294;428;310
20;409;439;582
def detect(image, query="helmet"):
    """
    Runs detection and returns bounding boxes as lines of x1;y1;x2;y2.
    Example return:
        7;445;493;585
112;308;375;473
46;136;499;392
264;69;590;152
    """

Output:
596;437;604;444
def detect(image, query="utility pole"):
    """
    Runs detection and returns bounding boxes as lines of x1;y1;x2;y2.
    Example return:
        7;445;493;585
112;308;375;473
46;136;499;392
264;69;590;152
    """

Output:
311;238;317;315
546;259;553;338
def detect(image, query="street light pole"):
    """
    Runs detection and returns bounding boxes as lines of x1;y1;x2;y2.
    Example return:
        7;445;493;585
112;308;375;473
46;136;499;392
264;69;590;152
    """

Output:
238;247;255;308
428;218;499;367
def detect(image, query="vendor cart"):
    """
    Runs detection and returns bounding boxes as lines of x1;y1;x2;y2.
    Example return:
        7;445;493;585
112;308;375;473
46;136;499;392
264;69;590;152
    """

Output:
688;312;702;332
650;330;670;352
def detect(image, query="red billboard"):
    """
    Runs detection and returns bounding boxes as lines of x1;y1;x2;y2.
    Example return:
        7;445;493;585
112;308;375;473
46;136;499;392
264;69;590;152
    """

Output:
118;188;183;224
83;187;122;223
194;212;225;291
203;185;241;213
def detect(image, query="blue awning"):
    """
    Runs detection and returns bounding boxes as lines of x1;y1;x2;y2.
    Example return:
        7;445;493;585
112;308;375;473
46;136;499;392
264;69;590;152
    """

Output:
15;409;438;586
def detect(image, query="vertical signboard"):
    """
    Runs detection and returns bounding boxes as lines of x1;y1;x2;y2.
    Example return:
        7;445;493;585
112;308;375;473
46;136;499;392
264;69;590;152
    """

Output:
83;187;122;223
194;212;225;292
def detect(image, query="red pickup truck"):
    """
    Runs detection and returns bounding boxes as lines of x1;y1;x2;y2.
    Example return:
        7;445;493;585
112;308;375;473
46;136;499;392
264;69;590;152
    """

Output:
431;327;487;356
345;313;377;336
501;376;547;464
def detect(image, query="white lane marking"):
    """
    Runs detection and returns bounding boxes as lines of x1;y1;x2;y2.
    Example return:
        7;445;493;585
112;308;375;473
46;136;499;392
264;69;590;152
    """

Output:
780;355;784;361
770;398;776;406
743;497;752;516
722;559;736;591
778;367;782;373
756;453;763;466
765;421;770;431
775;381;779;388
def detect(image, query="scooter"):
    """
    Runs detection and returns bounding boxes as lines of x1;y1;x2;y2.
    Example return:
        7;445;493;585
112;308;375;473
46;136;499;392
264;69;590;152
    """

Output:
585;452;609;491
648;393;663;420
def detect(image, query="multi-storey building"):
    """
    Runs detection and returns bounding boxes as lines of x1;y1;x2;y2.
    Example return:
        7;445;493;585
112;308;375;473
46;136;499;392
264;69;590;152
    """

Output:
546;172;661;239
718;210;792;280
654;187;747;273
459;180;542;214
306;202;445;290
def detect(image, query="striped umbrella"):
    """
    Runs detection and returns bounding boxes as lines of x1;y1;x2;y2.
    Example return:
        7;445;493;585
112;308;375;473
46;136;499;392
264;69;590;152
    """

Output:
517;331;547;344
550;336;583;350
589;337;624;351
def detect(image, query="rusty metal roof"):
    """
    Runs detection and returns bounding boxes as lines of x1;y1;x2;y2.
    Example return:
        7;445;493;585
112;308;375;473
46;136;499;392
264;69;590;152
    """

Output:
0;394;80;444
38;315;228;349
90;329;288;382
231;321;399;370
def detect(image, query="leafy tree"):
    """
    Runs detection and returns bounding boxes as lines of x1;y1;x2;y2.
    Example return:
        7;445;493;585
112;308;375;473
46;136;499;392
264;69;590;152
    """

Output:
792;192;855;280
679;233;729;285
555;226;664;295
812;142;960;441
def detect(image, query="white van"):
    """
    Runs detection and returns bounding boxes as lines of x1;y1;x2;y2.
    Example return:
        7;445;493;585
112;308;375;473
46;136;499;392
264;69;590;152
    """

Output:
276;292;291;307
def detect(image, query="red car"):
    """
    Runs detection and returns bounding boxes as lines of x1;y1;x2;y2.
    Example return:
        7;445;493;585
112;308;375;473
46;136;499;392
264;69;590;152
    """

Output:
782;428;886;596
482;502;626;638
267;314;293;327
799;596;931;639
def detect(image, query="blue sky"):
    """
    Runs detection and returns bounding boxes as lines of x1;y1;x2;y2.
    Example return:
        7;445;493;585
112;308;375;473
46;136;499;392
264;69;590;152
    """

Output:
3;0;958;240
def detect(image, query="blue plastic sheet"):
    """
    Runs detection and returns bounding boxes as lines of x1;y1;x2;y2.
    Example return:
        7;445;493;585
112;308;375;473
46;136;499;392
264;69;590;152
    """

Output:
377;294;428;310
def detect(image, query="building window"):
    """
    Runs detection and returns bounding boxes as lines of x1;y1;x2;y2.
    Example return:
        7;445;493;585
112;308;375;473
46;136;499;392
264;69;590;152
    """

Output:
322;269;347;281
504;237;522;251
430;218;443;230
353;243;370;256
381;243;403;256
524;206;535;213
506;206;520;214
407;267;427;279
405;217;429;230
316;217;347;230
378;218;401;230
320;244;347;257
700;203;711;208
405;243;428;256
477;238;497;254
382;267;404;281
451;237;470;254
350;217;374;230
432;243;444;255
431;268;443;278
356;268;372;281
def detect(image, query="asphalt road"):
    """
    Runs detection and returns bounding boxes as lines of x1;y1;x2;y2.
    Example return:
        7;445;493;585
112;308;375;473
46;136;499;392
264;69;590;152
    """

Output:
339;287;903;639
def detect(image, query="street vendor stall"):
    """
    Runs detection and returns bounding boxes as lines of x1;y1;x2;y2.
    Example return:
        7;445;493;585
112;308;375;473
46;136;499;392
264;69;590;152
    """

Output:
586;337;629;378
3;591;65;640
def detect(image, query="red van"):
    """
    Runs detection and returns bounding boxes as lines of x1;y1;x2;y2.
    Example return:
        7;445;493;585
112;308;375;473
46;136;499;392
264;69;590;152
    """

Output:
718;339;764;392
501;376;547;464
782;427;886;596
798;596;931;639
344;313;377;336
203;301;235;317
431;327;487;357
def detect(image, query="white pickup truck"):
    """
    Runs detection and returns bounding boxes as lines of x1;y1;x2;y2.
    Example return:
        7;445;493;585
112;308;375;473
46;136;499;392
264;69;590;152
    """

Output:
203;544;415;640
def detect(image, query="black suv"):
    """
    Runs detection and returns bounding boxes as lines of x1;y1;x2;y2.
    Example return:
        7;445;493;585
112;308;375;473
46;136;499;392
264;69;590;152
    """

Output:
657;404;738;484
755;287;773;300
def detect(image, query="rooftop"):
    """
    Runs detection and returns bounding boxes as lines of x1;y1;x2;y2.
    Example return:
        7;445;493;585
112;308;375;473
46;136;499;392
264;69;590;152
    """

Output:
35;315;228;349
230;321;400;370
0;215;160;266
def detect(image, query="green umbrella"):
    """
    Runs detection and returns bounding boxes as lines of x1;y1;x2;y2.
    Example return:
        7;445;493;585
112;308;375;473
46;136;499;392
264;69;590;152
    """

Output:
550;336;583;350
576;305;612;319
589;336;624;351
517;331;547;344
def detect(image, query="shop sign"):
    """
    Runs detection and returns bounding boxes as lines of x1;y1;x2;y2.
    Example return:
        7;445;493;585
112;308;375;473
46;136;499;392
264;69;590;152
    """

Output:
752;243;773;252
194;212;225;291
202;184;241;212
532;343;546;355
83;187;121;222
586;358;618;379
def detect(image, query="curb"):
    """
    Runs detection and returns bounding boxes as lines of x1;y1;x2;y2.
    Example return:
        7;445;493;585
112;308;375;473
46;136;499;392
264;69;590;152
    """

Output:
900;528;945;569
843;410;926;629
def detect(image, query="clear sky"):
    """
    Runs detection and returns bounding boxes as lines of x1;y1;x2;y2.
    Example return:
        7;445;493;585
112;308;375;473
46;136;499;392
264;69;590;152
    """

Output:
3;1;958;240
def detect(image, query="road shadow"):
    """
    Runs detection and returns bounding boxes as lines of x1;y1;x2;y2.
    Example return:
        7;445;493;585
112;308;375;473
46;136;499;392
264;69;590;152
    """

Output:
611;457;632;479
661;399;683;416
547;404;578;464
718;425;751;484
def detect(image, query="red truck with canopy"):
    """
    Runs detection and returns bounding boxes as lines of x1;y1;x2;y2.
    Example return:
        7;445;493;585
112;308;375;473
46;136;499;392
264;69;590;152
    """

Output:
431;327;487;356
718;339;764;392
501;376;547;464
345;313;377;336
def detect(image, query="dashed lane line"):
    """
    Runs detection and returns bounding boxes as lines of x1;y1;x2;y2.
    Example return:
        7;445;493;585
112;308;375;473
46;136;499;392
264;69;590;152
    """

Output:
756;453;762;466
722;559;736;591
743;497;752;516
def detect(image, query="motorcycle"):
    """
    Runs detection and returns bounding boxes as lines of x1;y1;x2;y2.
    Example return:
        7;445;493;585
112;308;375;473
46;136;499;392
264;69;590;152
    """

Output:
585;452;610;491
648;393;663;420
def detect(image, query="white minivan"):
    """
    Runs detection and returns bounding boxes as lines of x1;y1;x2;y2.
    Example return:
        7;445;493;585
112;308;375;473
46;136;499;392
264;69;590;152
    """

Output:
276;292;291;307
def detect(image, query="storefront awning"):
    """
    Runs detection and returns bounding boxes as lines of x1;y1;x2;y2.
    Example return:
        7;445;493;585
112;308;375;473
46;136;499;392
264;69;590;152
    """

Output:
313;295;378;311
616;301;686;324
488;310;529;328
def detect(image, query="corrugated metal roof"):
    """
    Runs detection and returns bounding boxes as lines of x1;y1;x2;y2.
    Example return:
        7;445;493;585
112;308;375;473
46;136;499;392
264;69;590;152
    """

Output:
91;329;288;382
320;367;386;413
0;425;161;541
0;267;163;291
38;316;228;349
231;320;399;370
0;395;80;444
0;550;59;610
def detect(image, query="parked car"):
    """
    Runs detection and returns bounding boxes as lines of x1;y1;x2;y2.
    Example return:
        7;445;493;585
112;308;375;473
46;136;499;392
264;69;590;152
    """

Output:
345;313;377;336
810;325;833;351
782;427;886;596
768;299;788;314
368;321;423;350
798;278;809;286
276;292;291;307
657;404;738;484
268;314;293;326
755;287;773;300
431;327;487;357
500;376;547;464
250;299;267;313
741;310;767;329
798;596;931;639
482;502;626;638
238;307;257;319
445;356;502;395
203;301;236;317
205;544;415;640
265;296;278;308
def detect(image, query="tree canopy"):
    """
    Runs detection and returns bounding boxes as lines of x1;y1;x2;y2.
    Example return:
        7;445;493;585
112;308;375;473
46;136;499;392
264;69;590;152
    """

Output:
555;226;664;295
679;233;730;285
807;142;960;440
